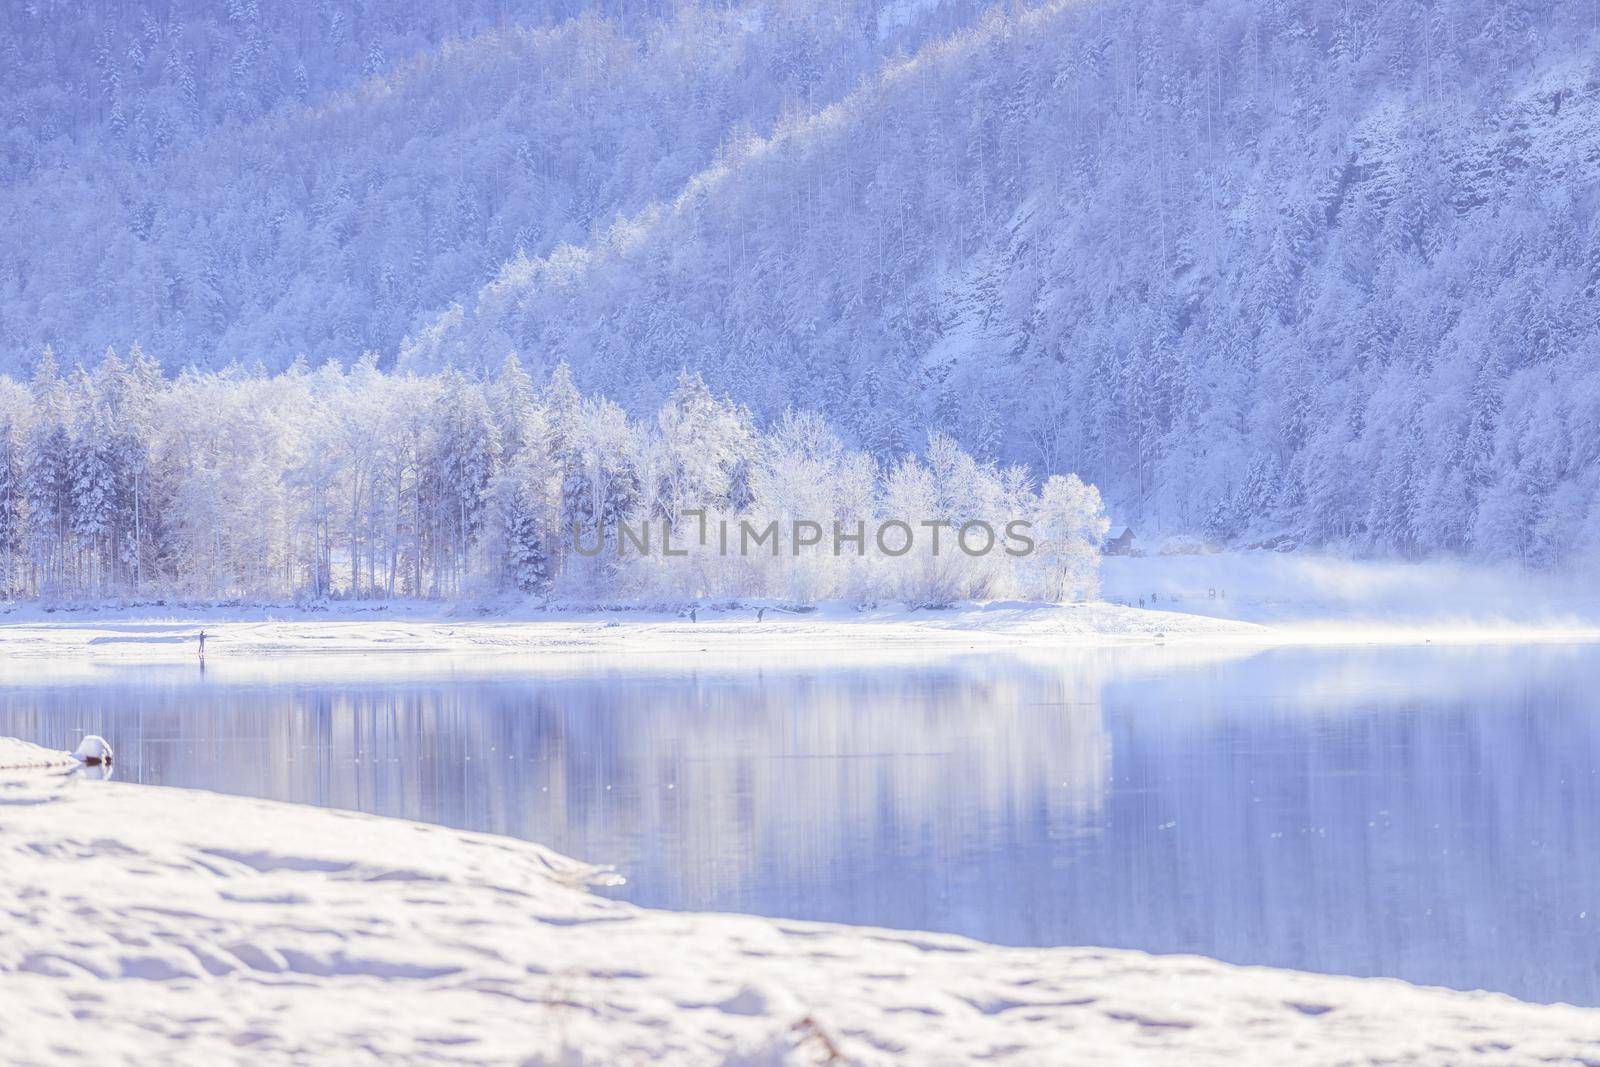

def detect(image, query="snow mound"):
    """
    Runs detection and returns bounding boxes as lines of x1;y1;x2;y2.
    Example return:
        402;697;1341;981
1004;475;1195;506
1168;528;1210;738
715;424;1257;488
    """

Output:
70;735;113;765
1;767;1597;1065
0;738;75;771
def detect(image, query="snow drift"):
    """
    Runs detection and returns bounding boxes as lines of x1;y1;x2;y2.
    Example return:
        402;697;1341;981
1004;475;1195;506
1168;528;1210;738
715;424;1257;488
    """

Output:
3;766;1599;1065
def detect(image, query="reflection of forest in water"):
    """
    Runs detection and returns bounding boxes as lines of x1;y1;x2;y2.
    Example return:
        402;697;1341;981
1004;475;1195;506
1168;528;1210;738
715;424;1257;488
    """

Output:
4;644;1599;1006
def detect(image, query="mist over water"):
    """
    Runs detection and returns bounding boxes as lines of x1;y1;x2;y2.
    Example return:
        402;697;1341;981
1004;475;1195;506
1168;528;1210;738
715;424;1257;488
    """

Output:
1102;552;1600;630
5;644;1599;1006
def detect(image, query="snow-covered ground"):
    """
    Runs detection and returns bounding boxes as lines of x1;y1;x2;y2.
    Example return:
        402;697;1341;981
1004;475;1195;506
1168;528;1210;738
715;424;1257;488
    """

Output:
0;737;78;771
4;765;1599;1066
0;597;1264;664
1;552;1597;664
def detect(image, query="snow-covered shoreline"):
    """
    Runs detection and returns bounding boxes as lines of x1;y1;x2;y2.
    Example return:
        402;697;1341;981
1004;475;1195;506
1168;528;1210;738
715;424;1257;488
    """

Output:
0;554;1593;664
4;765;1599;1066
0;599;1272;663
1;595;1597;666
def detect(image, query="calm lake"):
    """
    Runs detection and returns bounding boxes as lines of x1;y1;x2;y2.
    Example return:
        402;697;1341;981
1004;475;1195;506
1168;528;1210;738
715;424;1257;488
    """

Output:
5;642;1598;1006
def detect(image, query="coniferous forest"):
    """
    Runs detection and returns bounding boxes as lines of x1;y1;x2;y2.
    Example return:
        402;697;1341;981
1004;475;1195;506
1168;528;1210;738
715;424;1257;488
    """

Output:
3;0;1599;582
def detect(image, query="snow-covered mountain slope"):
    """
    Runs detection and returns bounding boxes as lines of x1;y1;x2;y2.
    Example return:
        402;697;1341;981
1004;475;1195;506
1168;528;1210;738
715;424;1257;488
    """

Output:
5;770;1599;1065
404;0;1600;564
0;0;994;372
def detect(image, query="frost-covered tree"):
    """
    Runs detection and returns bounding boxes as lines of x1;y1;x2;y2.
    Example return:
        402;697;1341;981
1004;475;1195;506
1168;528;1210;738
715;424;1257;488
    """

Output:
0;356;1122;606
652;371;755;525
425;374;501;596
489;404;557;597
0;421;21;599
1025;475;1111;604
69;406;120;595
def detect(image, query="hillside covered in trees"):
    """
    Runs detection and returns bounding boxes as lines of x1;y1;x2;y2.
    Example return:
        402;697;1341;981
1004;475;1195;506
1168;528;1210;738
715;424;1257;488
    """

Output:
0;0;990;365
3;0;1599;569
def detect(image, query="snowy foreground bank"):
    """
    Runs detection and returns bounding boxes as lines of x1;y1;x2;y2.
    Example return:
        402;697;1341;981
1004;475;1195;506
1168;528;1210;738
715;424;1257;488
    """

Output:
0;738;77;771
4;768;1599;1066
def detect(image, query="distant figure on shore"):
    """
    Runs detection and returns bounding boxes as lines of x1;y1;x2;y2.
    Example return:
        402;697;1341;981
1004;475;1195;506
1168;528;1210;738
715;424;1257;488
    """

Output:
197;630;207;662
689;608;698;624
757;607;767;622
